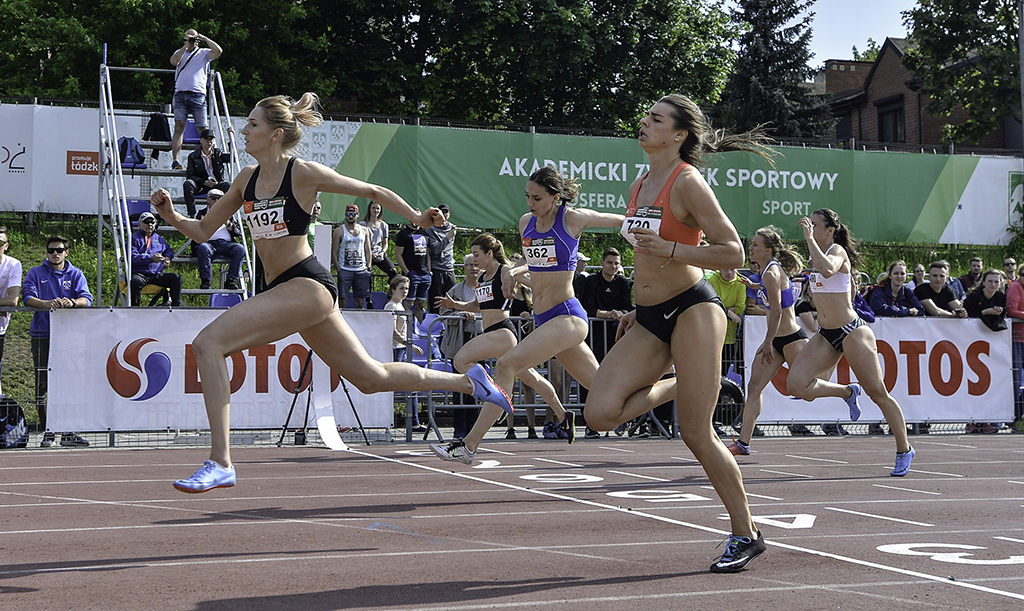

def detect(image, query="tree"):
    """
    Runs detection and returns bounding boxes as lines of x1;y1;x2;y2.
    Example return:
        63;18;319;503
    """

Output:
852;38;881;62
902;0;1020;144
715;0;834;138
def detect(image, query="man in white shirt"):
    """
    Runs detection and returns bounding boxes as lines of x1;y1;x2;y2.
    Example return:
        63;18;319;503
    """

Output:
0;226;21;394
194;190;245;290
169;28;223;170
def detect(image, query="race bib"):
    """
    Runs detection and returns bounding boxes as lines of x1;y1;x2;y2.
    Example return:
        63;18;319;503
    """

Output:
244;198;288;240
522;237;557;268
475;282;494;304
620;206;663;246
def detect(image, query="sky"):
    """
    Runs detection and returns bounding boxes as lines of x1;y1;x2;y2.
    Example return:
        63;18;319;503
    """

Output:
800;0;919;66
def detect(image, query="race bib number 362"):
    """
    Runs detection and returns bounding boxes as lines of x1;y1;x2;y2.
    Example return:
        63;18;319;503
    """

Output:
522;237;558;268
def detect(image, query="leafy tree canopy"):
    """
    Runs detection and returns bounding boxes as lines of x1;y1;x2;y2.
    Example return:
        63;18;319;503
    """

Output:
0;0;737;132
852;38;881;62
902;0;1020;144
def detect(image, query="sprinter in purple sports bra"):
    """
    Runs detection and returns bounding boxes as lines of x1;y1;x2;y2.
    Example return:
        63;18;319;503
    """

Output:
430;166;676;465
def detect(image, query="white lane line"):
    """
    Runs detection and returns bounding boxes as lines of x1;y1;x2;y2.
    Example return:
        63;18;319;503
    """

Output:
913;441;976;448
824;506;934;527
351;448;1024;602
700;485;783;501
606;470;670;482
785;454;849;464
760;469;815;479
1008;481;1024;486
600;446;635;453
533;457;583;467
478;447;515;456
993;536;1024;545
904;468;964;478
670;456;699;462
872;484;943;496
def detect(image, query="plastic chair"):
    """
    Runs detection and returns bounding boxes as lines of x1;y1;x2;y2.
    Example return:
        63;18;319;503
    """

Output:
182;120;201;144
118;280;169;307
210;293;243;308
417;313;441;337
370;291;388;310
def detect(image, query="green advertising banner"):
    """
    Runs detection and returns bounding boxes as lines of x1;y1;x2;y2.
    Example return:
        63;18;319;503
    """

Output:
320;123;1019;245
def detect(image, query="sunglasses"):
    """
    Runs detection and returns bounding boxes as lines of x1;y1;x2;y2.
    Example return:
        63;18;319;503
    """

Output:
47;247;67;254
346;213;358;217
141;219;157;225
1005;262;1016;266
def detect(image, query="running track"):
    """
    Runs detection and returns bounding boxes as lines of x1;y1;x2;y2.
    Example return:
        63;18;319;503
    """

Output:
2;435;1023;610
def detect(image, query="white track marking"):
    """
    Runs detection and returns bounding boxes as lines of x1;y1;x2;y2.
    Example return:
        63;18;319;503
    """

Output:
785;454;849;464
700;485;783;501
349;448;1024;602
760;469;815;478
606;470;670;482
599;446;635;453
872;484;943;495
824;506;934;527
994;536;1024;545
904;468;964;478
533;457;583;467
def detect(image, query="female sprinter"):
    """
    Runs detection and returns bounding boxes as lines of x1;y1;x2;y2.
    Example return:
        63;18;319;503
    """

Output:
787;209;915;477
151;93;510;493
430;166;676;464
582;94;772;573
435;233;575;441
727;226;861;457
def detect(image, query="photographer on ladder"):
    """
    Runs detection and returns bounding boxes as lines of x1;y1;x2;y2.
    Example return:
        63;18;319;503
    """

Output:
169;28;222;171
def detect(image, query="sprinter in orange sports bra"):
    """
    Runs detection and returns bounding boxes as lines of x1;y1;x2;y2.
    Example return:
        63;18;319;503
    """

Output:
584;94;776;573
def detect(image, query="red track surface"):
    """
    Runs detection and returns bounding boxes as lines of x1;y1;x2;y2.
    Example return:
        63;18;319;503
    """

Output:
2;435;1023;610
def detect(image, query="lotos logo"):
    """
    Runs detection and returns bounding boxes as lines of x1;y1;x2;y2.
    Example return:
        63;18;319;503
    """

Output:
106;339;172;400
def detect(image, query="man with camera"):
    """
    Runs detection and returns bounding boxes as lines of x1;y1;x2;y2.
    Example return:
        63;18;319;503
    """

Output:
169;28;223;171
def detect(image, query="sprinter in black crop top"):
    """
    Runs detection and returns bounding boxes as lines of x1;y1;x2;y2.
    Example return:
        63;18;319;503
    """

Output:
150;92;510;493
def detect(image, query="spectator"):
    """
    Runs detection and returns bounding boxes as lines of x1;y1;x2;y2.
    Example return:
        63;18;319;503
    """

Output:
914;261;967;318
0;226;21;394
908;263;926;290
439;254;484;439
169;28;223;170
1006;262;1024;432
331;203;372;309
130;212;182;307
964;269;1007;331
305;200;323;249
959;257;984;293
22;235;93;447
425;203;457;313
384;275;424;431
194;189;244;290
581;248;634;362
1004;257;1017;285
360;200;398;285
947;268;967;302
869;260;924;317
707;267;747;366
852;274;876;323
182;128;231;217
394;222;431;321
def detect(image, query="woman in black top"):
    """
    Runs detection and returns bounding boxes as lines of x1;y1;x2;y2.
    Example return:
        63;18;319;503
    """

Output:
152;93;511;493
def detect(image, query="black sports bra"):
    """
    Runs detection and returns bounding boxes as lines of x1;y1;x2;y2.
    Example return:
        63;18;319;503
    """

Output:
242;158;311;239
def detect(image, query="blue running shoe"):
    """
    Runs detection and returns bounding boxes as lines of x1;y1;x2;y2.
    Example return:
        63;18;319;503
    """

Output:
710;531;766;573
846;383;862;421
466;364;513;415
174;460;236;493
891;445;915;477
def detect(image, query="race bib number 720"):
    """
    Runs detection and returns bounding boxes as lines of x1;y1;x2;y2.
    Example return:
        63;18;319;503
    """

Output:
620;206;663;246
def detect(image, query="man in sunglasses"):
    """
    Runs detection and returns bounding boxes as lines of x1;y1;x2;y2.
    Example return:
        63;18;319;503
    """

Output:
130;212;182;307
22;235;93;447
331;203;372;309
182;128;231;217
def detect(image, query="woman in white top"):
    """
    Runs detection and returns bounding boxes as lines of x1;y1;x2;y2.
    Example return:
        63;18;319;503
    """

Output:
787;209;915;476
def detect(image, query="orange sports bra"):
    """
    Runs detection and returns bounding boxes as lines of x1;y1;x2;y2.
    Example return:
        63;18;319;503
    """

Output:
621;162;703;254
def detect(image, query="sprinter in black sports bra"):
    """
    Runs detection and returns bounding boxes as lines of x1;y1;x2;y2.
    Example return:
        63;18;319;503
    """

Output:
151;92;512;493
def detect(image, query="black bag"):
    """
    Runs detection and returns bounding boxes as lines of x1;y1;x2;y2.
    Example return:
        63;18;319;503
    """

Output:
0;396;28;449
142;113;173;160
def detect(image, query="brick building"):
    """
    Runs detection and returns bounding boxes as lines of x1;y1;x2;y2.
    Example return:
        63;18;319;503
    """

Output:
826;37;1012;149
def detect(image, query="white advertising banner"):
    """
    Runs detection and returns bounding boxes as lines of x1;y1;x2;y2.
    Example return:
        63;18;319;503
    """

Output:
47;308;395;431
743;316;1013;422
